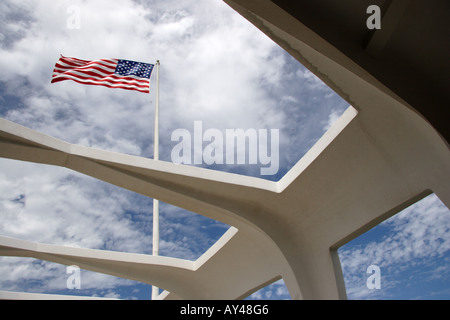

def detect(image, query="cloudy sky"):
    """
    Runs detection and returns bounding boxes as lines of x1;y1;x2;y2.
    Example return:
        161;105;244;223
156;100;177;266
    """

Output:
0;0;448;300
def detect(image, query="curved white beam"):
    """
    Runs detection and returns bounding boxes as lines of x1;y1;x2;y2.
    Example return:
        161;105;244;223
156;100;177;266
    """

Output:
0;226;290;300
0;227;287;299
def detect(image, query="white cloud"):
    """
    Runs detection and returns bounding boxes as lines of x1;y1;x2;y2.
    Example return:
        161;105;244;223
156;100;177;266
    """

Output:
322;108;344;131
0;159;151;251
247;279;291;300
0;0;294;160
338;193;450;299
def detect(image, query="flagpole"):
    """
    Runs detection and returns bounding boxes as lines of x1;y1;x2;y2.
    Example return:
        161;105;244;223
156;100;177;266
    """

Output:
152;60;160;300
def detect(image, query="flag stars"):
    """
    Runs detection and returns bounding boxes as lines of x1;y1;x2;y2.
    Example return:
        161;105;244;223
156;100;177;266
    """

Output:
115;60;154;79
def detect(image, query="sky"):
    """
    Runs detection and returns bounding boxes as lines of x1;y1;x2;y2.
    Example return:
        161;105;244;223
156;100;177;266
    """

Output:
0;0;448;300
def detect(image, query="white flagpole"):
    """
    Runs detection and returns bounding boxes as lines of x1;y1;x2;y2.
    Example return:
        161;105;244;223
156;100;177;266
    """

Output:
152;60;160;300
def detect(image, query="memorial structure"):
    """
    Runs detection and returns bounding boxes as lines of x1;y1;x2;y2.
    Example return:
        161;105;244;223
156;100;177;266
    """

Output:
0;0;449;299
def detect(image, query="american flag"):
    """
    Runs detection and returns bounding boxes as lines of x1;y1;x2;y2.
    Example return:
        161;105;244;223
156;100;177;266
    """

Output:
51;55;154;93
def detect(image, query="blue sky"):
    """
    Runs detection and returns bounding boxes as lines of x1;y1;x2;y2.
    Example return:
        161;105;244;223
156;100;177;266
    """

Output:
0;0;448;300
